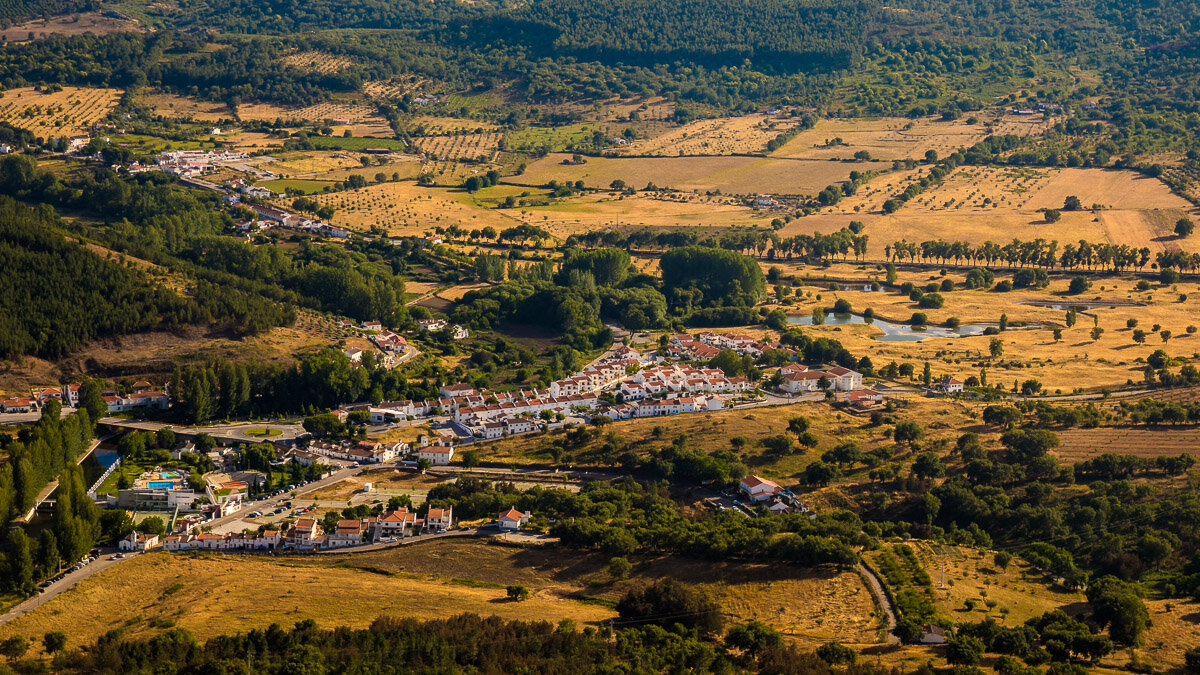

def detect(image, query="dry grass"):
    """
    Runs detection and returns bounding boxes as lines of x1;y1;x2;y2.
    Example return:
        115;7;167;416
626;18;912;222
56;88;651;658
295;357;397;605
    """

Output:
270;151;363;177
0;550;615;654
774;263;1200;392
304;469;445;501
0;539;883;654
513;154;855;196
770;114;1049;162
412;132;502;162
1055;427;1200;462
0;86;122;139
904;542;1085;624
0;12;143;42
297;181;516;235
778;166;1197;258
141;93;231;122
620;114;802;156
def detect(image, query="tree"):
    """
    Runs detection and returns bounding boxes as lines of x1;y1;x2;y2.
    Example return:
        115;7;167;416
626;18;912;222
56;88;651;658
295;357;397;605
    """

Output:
911;452;946;479
506;585;530;601
1068;275;1091;294
36;529;58;578
155;427;176;449
894;420;924;446
994;551;1012;570
79;379;107;422
1086;576;1148;646
137;516;166;535
42;631;67;654
989;337;1004;358
816;641;856;665
946;635;984;665
1176;218;1195;238
1044;209;1062;223
608;556;632;579
0;636;27;661
460;450;479;468
8;529;33;595
302;413;344;437
1063;195;1083;211
804;461;841;486
786;416;809;435
1091;326;1104;341
709;349;743;376
726;621;784;658
617;579;723;633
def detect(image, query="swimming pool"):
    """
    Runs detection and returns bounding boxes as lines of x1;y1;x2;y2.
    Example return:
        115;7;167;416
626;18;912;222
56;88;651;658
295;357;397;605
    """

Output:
148;481;176;490
160;471;181;479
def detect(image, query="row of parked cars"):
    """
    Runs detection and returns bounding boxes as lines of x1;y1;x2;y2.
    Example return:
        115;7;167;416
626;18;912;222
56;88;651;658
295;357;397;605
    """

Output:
38;550;112;591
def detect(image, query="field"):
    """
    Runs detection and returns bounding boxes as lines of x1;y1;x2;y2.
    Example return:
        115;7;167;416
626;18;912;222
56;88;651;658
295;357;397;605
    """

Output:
307;136;406;151
0;86;122;139
278;50;356;74
0;12;143;42
1054;427;1200;462
0;540;882;654
512;154;856;196
770;263;1200;392
237;101;392;135
620;114;802;156
412;132;502;161
269;152;363;177
299;180;515;234
304;468;445;501
501;191;767;240
362;77;426;100
141;92;230;122
504;124;607;153
779;166;1199;258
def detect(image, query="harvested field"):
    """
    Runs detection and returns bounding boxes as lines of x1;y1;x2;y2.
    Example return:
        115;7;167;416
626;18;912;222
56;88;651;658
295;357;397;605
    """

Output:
141;93;230;122
512;154;855;196
410;116;501;133
412;132;502;161
502;192;766;240
298;181;515;235
0;86;122;139
620;114;802;156
269;151;363;177
279;50;356;74
780;166;1198;258
0;12;143;42
1054;427;1200;462
771;117;982;162
237;101;382;126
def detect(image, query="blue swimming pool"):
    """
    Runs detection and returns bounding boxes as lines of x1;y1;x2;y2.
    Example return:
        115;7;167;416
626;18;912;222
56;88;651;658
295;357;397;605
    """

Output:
148;481;176;489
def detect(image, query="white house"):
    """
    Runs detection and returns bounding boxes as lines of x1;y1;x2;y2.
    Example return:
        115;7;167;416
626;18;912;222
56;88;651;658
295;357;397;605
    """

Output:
939;377;964;393
425;507;453;531
740;475;782;502
920;624;946;644
498;507;530;530
118;532;160;551
418;445;455;465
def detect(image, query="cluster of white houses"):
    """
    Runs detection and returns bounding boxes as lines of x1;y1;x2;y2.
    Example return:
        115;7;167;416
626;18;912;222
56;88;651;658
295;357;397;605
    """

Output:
666;332;794;360
304;439;406;464
238;204;349;238
1;381;169;413
416;318;469;340
155;149;248;177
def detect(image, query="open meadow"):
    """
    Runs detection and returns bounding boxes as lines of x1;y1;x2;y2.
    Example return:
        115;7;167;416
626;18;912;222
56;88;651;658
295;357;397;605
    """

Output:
0;540;883;654
0;12;143;42
772;263;1200;392
619;114;803;156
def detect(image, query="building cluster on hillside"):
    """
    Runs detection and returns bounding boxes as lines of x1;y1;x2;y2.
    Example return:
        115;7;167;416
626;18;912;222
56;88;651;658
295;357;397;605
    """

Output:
2;380;169;414
739;474;811;515
226;179;276;200
305;439;406;464
155;149;248;177
666;332;794;360
234;204;348;239
417;318;469;340
123;506;456;553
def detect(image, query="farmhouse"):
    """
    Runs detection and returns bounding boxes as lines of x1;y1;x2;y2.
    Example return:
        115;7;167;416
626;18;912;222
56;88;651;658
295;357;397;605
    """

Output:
418;445;455;465
498;507;530;530
740;475;782;502
939;377;964;393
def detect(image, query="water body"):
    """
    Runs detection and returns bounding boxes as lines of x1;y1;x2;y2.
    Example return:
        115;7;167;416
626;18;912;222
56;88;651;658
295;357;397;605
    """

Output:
80;445;120;487
788;313;993;342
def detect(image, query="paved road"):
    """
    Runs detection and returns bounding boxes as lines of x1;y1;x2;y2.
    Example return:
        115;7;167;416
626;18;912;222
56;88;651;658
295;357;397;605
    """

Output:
0;550;135;627
856;562;899;645
99;418;307;443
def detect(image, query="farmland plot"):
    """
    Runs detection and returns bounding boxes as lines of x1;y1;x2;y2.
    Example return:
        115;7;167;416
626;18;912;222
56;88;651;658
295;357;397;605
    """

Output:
620;114;802;156
0;12;143;42
278;50;356;74
1055;427;1200;462
412;131;502;161
0;86;122;138
300;180;514;234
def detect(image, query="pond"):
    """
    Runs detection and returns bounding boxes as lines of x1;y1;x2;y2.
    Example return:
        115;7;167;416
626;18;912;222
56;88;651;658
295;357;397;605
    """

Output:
788;312;994;342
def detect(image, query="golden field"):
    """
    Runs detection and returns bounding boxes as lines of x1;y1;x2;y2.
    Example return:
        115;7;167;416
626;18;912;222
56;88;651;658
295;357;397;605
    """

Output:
0;86;122;139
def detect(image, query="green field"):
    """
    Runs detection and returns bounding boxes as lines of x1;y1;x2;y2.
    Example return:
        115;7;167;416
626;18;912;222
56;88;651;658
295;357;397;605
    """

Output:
308;136;407;151
504;124;599;153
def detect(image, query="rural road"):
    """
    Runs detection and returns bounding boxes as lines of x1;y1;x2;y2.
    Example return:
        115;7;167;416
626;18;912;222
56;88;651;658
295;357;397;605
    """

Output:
99;418;307;443
856;563;899;645
0;551;136;627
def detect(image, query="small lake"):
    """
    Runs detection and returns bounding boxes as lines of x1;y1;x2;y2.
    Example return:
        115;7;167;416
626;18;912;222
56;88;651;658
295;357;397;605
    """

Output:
788;313;993;342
